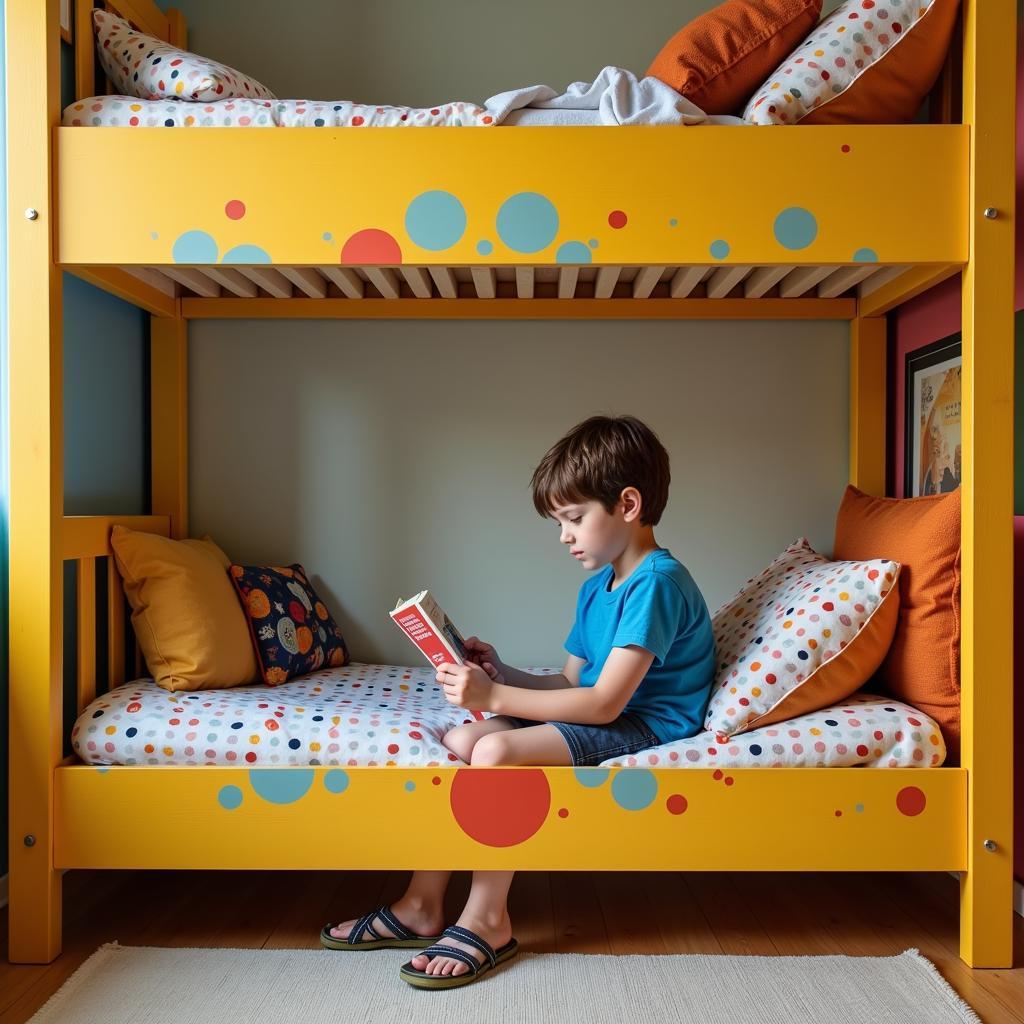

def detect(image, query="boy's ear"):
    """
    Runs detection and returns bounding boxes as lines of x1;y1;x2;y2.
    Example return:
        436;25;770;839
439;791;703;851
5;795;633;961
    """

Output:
620;487;643;523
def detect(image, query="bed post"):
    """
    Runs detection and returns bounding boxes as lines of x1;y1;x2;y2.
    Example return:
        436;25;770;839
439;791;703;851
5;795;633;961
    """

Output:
958;0;1016;969
6;0;65;964
151;316;189;538
848;316;887;497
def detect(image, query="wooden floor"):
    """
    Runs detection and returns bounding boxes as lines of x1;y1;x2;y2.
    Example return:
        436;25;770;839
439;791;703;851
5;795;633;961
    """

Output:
2;869;1022;1022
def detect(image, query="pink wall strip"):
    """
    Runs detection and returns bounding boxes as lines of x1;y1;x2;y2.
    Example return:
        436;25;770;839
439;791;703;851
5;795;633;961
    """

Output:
1015;519;1024;886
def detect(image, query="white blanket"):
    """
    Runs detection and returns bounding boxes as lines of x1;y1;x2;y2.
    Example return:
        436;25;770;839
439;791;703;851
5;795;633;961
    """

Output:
487;66;713;126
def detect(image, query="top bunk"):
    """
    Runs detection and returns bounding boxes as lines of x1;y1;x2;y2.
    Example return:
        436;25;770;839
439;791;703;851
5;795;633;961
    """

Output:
50;0;984;318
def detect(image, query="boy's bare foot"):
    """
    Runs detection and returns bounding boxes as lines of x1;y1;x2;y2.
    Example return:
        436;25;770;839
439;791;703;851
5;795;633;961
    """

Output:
328;899;444;944
408;909;513;976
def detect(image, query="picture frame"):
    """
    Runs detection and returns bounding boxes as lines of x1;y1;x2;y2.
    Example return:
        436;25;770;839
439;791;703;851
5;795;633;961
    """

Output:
904;333;962;498
60;0;73;44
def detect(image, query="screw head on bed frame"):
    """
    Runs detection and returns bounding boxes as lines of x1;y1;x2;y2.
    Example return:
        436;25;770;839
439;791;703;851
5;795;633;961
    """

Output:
24;207;38;220
983;207;999;219
23;834;36;847
983;839;998;852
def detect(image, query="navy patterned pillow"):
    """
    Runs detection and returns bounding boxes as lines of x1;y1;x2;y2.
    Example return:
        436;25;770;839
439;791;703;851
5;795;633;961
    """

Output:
229;564;348;685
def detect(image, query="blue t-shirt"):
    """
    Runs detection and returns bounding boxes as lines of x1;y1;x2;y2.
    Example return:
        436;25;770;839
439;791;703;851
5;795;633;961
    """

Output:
564;547;715;745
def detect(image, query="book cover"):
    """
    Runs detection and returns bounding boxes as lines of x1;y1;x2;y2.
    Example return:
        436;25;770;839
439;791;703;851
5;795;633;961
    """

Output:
390;590;483;721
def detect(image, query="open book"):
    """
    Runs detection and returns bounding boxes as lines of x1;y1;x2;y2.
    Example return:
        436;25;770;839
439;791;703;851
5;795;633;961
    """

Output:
390;590;483;721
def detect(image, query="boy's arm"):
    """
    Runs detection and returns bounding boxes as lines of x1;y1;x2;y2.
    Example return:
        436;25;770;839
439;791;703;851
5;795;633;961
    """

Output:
490;647;654;723
500;655;584;690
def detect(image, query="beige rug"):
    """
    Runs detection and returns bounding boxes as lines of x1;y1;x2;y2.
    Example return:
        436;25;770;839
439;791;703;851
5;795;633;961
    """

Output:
28;943;981;1024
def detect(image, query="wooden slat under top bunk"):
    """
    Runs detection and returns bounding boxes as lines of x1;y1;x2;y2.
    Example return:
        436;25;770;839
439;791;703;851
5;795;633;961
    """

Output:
56;125;967;315
93;260;943;310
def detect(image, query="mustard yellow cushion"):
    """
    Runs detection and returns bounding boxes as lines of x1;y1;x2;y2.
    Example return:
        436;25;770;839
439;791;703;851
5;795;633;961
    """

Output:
110;525;259;692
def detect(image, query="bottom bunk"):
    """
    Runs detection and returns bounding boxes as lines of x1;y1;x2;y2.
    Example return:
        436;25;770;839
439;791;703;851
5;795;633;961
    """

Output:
57;662;965;873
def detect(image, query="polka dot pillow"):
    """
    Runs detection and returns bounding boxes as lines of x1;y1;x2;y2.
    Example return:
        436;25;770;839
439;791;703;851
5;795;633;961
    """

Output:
706;538;901;738
230;564;348;685
93;9;275;103
743;0;961;125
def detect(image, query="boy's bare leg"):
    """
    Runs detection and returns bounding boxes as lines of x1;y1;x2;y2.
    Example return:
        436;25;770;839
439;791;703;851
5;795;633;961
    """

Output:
329;719;523;943
441;714;521;763
409;724;573;977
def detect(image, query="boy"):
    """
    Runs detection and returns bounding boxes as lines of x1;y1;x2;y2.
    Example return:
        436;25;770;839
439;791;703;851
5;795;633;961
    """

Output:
323;414;716;990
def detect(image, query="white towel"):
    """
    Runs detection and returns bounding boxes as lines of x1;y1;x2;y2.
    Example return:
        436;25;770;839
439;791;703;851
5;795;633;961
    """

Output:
485;66;712;126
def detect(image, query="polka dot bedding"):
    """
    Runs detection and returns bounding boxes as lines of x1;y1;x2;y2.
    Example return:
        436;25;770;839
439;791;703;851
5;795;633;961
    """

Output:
601;691;945;768
743;0;943;125
72;662;944;769
73;664;486;768
62;96;497;128
92;8;275;103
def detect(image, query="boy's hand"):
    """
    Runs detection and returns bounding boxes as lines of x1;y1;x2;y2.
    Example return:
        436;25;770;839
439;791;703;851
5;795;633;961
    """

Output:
463;637;505;683
437;662;496;712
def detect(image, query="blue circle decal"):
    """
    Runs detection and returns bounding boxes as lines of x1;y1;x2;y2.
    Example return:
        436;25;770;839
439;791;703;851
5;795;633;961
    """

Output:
556;241;592;264
221;244;272;264
172;230;218;264
710;239;730;260
248;768;314;804
405;190;467;251
218;785;243;810
496;193;559;254
773;207;818;250
573;767;610;788
852;247;878;262
610;769;658;811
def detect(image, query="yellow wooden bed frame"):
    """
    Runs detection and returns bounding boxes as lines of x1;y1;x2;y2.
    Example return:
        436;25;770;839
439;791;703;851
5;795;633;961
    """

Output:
4;0;1016;968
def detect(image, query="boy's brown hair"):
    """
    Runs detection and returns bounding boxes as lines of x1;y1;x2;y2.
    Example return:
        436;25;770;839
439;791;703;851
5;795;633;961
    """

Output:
530;415;670;526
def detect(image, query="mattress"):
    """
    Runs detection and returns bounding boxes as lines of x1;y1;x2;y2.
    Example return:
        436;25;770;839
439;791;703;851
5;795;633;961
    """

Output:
61;96;748;129
63;96;501;128
72;663;945;769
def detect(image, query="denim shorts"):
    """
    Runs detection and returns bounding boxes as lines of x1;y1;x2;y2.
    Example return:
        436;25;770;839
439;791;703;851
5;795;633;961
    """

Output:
500;710;661;767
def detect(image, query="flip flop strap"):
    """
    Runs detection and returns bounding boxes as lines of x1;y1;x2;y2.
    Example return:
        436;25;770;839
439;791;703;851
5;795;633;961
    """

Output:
442;924;497;967
348;913;376;942
418;943;482;974
348;908;383;944
375;904;415;940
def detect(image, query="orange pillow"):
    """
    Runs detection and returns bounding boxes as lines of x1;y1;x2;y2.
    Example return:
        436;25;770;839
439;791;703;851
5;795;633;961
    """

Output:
832;485;960;762
646;0;823;115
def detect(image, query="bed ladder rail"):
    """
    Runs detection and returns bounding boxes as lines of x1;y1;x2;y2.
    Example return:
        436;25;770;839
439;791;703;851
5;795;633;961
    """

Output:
62;514;170;706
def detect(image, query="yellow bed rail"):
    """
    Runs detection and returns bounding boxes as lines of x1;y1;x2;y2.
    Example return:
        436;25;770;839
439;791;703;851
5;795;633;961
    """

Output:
56;126;968;270
55;765;967;872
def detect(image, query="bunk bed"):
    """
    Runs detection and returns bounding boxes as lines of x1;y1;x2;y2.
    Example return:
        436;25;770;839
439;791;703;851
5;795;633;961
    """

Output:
5;0;1016;971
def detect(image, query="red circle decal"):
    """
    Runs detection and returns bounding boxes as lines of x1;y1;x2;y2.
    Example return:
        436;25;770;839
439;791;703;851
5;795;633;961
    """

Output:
450;768;551;847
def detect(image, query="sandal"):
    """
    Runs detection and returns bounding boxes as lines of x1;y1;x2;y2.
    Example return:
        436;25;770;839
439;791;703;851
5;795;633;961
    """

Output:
399;924;519;989
320;904;444;950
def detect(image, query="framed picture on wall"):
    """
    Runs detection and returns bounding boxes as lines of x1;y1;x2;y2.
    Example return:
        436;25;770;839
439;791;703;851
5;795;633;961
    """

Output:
905;333;962;497
60;0;72;44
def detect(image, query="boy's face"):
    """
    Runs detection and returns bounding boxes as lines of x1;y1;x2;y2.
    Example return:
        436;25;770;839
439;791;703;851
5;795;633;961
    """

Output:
550;498;630;571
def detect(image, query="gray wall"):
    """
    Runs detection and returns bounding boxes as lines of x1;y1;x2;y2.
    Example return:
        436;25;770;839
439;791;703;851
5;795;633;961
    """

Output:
190;318;850;665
